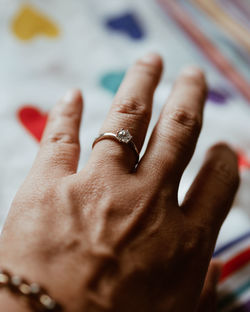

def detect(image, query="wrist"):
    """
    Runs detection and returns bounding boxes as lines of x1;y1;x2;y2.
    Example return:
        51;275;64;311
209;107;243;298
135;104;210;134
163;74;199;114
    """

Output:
0;240;117;312
0;265;62;312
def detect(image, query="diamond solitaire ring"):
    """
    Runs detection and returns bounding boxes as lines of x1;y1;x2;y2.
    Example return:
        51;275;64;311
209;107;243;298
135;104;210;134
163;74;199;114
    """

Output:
92;129;139;166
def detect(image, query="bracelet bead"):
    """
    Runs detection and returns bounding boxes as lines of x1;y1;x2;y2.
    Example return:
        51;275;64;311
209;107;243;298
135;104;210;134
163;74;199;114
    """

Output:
0;271;9;286
0;268;61;311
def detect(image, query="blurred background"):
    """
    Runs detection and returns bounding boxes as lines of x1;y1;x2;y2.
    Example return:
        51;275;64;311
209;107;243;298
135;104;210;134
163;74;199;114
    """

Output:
0;0;250;311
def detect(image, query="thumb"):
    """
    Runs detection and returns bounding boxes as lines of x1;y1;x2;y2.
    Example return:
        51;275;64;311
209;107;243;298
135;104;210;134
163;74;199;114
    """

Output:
196;260;222;312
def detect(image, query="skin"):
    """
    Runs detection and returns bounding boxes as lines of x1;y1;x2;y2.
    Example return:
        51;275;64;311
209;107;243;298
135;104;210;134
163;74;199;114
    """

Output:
0;54;239;312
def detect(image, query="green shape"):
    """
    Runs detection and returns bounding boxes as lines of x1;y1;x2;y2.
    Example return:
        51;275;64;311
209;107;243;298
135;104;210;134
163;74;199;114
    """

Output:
218;280;250;310
100;71;125;94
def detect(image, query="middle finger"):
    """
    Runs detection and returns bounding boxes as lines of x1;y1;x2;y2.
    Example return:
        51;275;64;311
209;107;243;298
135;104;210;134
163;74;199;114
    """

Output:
138;67;207;187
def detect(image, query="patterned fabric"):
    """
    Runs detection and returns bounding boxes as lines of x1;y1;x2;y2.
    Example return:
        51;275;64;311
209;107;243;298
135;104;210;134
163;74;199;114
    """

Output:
0;0;249;310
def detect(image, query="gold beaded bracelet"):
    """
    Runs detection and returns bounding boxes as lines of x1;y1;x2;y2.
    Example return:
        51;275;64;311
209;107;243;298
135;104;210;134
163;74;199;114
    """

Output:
0;269;61;311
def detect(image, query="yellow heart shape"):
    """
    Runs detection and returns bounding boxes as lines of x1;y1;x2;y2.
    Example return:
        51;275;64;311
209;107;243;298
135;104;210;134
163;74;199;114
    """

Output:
12;5;59;41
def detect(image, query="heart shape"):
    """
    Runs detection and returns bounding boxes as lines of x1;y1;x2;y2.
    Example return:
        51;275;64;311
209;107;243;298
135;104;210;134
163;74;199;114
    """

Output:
100;71;125;94
18;106;48;142
238;151;250;170
106;12;145;40
12;5;59;41
208;88;231;105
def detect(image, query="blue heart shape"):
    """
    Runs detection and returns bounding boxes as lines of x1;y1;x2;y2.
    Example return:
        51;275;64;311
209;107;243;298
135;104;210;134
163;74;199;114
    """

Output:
208;88;232;105
100;71;126;94
106;12;145;40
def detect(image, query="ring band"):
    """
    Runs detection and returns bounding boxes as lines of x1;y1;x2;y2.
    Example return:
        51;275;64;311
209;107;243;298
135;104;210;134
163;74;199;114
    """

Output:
92;129;139;166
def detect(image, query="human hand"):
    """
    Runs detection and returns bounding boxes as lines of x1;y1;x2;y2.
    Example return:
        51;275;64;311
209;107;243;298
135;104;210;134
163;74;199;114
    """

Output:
0;54;239;312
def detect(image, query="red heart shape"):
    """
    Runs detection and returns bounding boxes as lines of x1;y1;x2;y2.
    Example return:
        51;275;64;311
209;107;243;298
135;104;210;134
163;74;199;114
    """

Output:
238;151;250;170
18;106;48;142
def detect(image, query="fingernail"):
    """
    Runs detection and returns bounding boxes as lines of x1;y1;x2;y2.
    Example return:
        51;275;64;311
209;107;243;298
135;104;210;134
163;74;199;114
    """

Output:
63;89;79;103
140;53;162;66
181;66;205;79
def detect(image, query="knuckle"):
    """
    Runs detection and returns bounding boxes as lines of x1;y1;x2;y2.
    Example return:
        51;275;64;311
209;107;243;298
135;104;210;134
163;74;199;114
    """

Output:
168;109;202;135
35;183;59;205
157;109;202;151
41;133;80;166
46;132;78;145
114;96;151;121
61;110;80;122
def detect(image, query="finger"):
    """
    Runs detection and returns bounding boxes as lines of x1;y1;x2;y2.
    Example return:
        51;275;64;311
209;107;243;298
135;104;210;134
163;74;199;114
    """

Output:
33;89;83;177
138;66;207;188
89;53;163;172
197;260;222;312
183;143;240;234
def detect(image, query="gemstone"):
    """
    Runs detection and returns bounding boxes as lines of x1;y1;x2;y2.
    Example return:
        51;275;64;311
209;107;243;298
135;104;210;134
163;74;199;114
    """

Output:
19;283;31;295
117;129;132;143
11;275;22;286
0;273;9;285
40;294;56;309
30;282;41;294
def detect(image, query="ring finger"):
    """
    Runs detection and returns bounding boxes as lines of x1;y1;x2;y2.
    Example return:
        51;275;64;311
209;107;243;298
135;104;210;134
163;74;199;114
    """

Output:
89;53;163;173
